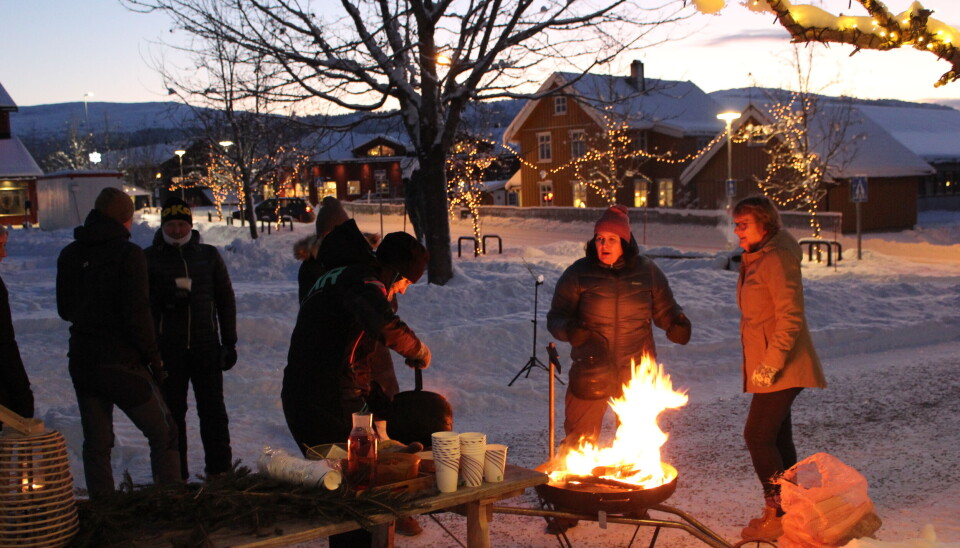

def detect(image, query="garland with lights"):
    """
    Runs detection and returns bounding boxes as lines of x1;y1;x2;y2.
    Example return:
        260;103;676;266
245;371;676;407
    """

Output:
723;0;960;87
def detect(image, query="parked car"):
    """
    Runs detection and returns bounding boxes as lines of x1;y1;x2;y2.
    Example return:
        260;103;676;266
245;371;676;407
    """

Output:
233;197;315;223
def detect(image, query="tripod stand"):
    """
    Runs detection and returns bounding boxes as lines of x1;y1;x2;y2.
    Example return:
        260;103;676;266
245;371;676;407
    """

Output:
509;273;564;386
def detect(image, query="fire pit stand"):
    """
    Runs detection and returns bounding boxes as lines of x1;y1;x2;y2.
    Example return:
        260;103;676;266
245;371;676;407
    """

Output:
490;502;775;548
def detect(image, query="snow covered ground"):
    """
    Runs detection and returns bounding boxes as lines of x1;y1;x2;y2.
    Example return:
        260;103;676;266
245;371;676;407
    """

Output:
3;207;958;547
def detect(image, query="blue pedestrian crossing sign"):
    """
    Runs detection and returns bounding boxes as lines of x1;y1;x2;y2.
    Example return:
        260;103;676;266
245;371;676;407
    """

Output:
725;179;736;197
851;176;868;203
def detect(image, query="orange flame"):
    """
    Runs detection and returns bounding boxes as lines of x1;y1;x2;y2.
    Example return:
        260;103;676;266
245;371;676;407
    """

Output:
551;355;688;488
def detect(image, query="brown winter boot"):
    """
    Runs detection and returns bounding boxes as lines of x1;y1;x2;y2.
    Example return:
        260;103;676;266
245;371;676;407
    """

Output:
395;515;423;536
740;505;783;541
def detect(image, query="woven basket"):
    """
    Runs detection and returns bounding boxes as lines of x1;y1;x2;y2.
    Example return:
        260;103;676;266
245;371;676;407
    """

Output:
0;429;78;548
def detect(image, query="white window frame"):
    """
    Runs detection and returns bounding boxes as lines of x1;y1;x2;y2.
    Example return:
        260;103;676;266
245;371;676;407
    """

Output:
633;179;649;208
570;130;586;159
537;132;552;163
657;178;673;207
572;181;588;208
554;96;567;115
539;181;554;206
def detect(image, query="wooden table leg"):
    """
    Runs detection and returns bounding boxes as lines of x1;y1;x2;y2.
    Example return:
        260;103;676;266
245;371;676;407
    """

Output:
466;497;495;548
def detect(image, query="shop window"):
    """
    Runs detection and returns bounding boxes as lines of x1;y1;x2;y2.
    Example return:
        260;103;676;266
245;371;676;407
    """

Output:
347;180;361;195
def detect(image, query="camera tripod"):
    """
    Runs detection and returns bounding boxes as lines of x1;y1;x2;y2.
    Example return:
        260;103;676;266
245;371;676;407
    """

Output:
508;269;564;387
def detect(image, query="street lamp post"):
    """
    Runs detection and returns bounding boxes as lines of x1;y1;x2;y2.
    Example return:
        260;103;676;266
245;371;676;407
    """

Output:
717;111;741;213
174;150;186;199
83;92;94;125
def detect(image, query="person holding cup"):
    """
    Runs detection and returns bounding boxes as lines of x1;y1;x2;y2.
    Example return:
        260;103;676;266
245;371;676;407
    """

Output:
145;197;238;481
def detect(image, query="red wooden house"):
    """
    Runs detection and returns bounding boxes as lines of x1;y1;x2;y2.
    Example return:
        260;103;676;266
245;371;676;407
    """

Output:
0;82;42;226
502;61;725;209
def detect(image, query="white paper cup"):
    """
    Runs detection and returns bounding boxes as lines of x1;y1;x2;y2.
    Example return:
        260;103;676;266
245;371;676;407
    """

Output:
460;452;485;487
483;444;508;483
435;457;459;493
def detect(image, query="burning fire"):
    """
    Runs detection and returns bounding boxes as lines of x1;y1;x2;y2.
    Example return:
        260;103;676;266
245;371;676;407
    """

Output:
551;354;688;489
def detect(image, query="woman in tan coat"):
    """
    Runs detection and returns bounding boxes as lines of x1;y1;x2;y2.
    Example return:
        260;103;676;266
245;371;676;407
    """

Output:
733;196;827;541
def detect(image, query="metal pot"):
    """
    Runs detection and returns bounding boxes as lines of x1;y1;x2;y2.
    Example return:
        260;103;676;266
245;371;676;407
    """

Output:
387;368;453;447
536;464;678;514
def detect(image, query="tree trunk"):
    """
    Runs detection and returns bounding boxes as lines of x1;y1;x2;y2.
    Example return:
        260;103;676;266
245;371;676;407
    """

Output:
419;151;453;285
244;181;258;240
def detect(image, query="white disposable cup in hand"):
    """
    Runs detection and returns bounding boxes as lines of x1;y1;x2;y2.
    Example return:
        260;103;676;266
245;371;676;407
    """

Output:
175;277;192;291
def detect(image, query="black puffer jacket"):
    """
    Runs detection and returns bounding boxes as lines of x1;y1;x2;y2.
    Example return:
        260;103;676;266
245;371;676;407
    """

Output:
57;209;160;368
0;275;34;419
144;229;237;353
297;219;377;302
547;238;684;367
283;261;425;415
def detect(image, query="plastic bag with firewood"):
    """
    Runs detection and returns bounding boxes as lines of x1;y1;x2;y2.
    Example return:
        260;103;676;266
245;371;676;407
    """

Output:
778;452;883;548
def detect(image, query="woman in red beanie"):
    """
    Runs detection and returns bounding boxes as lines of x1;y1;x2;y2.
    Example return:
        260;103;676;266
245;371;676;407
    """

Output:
546;205;691;532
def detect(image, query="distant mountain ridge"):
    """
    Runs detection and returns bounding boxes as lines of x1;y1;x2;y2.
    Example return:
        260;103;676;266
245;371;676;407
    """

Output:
11;101;198;137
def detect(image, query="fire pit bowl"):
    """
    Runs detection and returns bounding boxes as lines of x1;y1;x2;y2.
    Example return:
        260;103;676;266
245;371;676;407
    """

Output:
536;462;678;515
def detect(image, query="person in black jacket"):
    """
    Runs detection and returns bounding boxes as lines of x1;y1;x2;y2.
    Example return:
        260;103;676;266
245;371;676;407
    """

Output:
57;187;180;499
549;205;691;447
145;197;237;481
282;231;431;453
0;225;34;425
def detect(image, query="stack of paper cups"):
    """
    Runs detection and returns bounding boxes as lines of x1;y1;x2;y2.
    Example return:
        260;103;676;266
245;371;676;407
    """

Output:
484;444;508;483
459;432;486;487
431;431;461;493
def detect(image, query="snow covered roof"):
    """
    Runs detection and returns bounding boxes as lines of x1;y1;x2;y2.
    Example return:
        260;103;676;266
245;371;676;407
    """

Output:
857;104;960;164
504;71;725;144
680;101;933;185
309;132;413;162
0;136;42;178
0;82;16;111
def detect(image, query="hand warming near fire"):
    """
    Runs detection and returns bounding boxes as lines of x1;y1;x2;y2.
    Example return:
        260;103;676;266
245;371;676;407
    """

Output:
545;205;691;535
733;196;827;541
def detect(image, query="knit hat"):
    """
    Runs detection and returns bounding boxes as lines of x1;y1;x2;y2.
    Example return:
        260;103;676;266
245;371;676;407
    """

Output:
94;187;134;224
315;196;349;237
161;197;193;225
377;232;429;283
594;205;631;242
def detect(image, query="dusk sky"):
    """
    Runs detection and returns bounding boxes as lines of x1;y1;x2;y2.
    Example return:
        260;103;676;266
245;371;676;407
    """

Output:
4;1;960;108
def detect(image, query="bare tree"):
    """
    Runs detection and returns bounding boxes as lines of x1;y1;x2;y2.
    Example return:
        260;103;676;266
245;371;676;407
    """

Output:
743;48;864;238
124;0;689;284
158;30;318;239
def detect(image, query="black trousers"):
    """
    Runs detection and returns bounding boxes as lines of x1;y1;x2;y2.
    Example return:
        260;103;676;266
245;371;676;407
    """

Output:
69;360;180;499
161;347;232;480
743;387;803;501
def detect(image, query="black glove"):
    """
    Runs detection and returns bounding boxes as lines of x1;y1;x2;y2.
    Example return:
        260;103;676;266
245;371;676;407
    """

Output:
220;345;238;371
567;327;592;347
666;313;692;345
405;344;431;369
146;359;167;385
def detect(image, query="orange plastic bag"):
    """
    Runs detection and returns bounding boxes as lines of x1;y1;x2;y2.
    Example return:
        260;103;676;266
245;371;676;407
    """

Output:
778;452;881;548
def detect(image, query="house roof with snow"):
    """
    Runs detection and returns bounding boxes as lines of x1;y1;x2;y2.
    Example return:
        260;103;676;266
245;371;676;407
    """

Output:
0;137;43;178
680;102;933;185
504;70;725;144
857;104;960;164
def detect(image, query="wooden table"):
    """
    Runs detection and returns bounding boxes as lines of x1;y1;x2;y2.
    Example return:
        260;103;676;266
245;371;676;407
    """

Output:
208;464;548;548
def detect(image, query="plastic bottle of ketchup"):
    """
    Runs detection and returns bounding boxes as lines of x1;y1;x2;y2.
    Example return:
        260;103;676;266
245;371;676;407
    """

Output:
347;412;378;489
